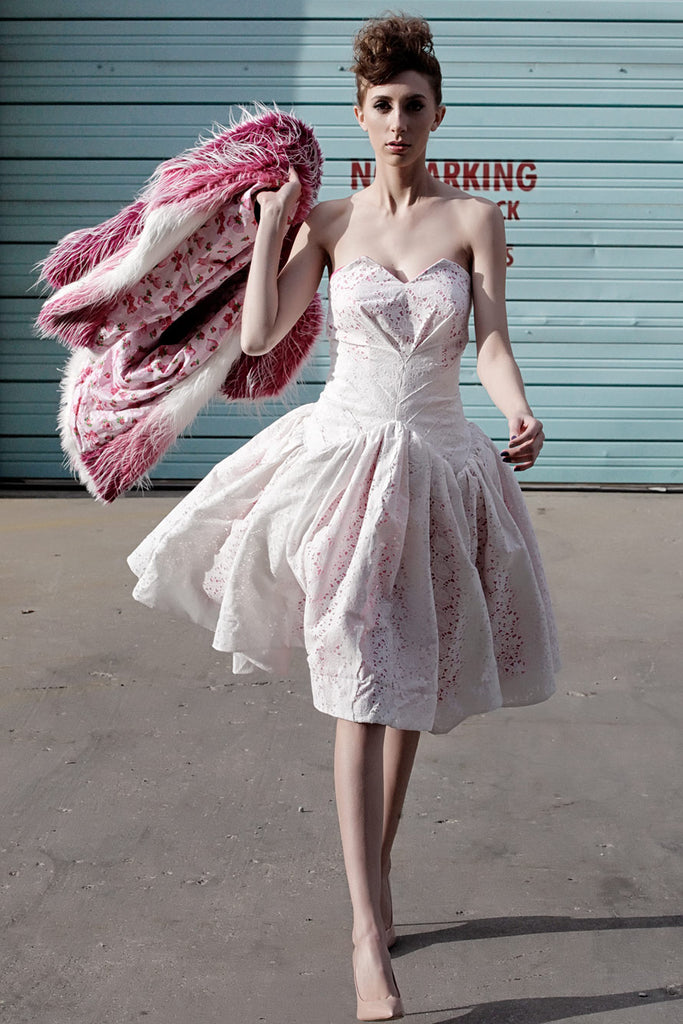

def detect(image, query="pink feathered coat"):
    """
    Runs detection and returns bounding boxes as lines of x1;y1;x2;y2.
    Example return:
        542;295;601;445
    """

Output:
36;104;325;503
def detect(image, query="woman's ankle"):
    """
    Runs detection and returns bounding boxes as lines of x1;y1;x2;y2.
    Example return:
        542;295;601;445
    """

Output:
352;922;386;948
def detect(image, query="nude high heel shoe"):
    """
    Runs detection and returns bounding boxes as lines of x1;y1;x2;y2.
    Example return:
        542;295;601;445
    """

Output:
353;948;404;1021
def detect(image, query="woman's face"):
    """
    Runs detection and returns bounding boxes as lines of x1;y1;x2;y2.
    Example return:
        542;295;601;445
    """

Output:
354;70;446;164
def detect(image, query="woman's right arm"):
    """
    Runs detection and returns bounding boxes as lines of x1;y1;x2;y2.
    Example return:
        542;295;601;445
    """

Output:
241;167;328;356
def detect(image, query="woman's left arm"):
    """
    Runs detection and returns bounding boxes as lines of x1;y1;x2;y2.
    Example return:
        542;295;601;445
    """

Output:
470;201;545;471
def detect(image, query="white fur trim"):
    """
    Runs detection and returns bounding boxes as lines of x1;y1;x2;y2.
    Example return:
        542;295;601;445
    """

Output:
58;348;101;497
155;328;244;437
46;203;215;312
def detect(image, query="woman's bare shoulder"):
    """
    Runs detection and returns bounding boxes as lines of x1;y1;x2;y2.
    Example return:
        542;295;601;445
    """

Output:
306;195;356;228
441;190;505;251
439;185;500;216
304;196;357;259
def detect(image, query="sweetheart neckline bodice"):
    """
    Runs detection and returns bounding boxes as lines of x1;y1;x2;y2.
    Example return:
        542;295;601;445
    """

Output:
317;249;473;454
330;255;471;287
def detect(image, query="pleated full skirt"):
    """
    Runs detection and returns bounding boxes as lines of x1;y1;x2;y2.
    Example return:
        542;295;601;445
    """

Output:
128;403;560;734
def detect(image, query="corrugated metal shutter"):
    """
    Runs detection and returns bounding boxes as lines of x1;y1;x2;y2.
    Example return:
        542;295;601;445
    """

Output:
2;0;682;486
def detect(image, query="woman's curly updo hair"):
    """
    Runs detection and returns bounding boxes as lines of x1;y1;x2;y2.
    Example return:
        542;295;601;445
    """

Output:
350;11;442;108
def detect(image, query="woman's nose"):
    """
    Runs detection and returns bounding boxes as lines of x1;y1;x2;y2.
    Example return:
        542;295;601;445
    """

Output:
390;110;406;134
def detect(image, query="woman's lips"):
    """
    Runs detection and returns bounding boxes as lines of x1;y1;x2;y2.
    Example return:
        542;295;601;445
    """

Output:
387;142;409;152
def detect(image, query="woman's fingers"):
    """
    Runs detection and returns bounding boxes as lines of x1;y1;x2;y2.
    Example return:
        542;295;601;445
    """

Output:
501;422;545;470
508;432;544;456
508;417;542;445
254;165;302;223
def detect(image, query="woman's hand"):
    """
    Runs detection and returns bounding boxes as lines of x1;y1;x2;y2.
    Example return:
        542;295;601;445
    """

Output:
254;165;302;226
501;414;545;471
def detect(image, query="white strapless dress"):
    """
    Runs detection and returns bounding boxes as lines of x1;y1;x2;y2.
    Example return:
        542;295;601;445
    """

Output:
128;256;559;733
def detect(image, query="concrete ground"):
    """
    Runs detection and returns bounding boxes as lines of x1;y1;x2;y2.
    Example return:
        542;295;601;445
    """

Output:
0;492;681;1024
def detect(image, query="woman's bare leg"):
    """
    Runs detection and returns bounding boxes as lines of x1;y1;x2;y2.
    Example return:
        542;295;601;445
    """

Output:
381;727;421;931
334;719;398;1001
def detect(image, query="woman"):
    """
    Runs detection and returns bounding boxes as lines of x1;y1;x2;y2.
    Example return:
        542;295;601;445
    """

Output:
130;12;559;1021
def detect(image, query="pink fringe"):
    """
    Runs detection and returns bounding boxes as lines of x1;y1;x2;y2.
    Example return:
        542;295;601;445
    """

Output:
142;107;322;224
223;293;324;400
38;203;145;289
79;416;178;505
36;240;138;349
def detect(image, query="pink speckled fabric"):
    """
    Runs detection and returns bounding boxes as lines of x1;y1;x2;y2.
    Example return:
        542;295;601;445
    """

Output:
70;195;256;455
128;258;559;733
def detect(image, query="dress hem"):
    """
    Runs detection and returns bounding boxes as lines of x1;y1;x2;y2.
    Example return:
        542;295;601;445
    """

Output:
311;684;557;735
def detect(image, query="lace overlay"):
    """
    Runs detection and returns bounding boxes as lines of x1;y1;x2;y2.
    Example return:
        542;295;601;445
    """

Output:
128;257;559;733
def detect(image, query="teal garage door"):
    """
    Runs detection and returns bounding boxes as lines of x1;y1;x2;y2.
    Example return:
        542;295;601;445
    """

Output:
1;0;682;486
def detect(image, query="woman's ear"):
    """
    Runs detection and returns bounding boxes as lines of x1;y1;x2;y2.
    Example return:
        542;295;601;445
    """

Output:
354;105;368;132
432;104;446;131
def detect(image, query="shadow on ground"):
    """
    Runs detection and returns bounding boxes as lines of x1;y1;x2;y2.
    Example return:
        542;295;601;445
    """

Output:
423;986;681;1023
394;915;682;1022
394;912;683;952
